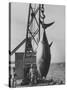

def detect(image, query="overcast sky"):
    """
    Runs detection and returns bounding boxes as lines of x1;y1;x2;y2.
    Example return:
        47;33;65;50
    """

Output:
11;3;65;63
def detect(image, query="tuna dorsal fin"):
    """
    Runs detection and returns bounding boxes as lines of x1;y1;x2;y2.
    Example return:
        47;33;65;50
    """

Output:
49;41;53;47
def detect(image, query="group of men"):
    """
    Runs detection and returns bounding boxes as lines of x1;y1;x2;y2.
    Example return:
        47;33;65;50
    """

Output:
10;64;38;87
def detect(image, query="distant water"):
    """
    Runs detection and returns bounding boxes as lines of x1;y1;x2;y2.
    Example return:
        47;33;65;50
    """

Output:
47;62;65;83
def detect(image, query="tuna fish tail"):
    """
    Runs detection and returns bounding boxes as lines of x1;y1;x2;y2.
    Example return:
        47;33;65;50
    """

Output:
40;19;55;29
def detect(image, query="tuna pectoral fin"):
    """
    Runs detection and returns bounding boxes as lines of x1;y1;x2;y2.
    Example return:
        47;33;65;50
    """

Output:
49;41;53;47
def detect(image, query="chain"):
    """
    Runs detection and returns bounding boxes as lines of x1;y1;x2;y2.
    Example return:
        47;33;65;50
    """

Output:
40;4;45;22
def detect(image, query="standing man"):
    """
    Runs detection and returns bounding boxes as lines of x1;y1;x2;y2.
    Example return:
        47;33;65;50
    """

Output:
29;64;37;85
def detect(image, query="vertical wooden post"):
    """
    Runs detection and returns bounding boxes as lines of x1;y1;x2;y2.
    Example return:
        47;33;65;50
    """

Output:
25;4;31;57
39;4;41;41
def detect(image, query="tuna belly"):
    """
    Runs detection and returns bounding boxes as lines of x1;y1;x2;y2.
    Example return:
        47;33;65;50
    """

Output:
36;42;51;64
36;42;44;60
36;43;51;77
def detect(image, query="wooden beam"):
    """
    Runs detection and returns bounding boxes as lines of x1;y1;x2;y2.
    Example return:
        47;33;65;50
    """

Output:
29;5;39;27
10;38;26;56
28;29;38;45
33;28;39;37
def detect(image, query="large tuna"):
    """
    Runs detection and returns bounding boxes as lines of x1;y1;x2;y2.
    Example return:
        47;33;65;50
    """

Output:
36;20;54;79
